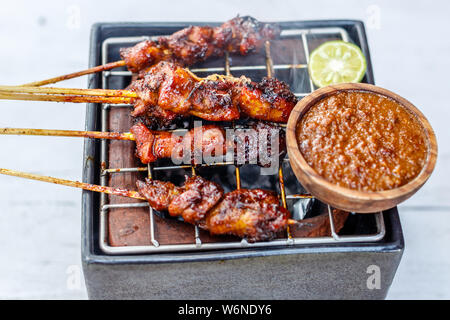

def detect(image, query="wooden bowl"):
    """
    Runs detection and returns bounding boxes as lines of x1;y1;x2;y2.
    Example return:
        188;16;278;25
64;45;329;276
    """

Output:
286;83;437;213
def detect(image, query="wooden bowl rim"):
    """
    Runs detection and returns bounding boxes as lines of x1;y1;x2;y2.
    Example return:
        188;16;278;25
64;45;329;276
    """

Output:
286;83;438;202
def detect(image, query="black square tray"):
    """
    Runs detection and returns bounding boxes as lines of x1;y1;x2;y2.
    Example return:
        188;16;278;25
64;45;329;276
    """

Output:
81;19;403;299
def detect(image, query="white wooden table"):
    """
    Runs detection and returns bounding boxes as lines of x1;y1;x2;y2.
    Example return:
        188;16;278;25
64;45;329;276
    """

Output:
0;0;448;299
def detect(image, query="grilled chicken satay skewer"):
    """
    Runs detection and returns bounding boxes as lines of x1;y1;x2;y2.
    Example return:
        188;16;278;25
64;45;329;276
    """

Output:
137;175;293;241
0;168;296;240
127;61;297;123
22;16;280;87
0;121;286;166
0;124;226;165
0;61;297;124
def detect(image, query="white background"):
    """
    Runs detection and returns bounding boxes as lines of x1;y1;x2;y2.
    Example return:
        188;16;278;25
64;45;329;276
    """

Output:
0;0;448;299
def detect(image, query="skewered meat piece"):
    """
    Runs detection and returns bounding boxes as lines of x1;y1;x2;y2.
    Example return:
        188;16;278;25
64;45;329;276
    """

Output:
233;121;286;168
217;15;280;55
131;122;180;163
136;179;181;211
137;176;224;225
130;122;227;164
120;16;281;73
238;77;298;123
130;121;286;166
206;189;289;241
129;61;297;123
168;176;224;225
128;61;240;122
136;176;290;241
237;77;297;123
130;97;179;128
120;40;174;74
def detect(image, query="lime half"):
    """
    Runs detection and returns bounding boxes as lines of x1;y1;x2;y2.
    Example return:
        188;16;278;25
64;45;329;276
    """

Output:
308;40;366;88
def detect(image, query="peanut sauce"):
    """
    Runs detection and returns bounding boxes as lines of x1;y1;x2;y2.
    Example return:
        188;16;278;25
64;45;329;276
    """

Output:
297;91;427;191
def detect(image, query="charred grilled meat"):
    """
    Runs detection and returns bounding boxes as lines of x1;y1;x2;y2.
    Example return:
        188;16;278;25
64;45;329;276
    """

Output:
128;61;240;122
167;176;224;225
233;121;287;168
136;176;289;241
206;189;289;241
128;61;297;123
130;122;227;164
136;179;181;211
129;121;286;166
238;77;298;123
120;16;281;73
137;176;224;225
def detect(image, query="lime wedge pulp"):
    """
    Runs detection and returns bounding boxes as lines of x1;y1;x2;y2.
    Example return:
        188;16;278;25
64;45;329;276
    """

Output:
308;40;367;88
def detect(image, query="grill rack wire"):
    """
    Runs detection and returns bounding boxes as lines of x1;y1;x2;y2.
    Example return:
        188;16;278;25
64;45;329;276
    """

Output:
98;26;385;254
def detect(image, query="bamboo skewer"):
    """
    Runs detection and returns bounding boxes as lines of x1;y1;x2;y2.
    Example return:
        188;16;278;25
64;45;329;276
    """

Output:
0;92;134;104
20;60;239;88
0;85;136;104
0;168;145;200
0;128;135;140
21;60;127;87
0;85;137;98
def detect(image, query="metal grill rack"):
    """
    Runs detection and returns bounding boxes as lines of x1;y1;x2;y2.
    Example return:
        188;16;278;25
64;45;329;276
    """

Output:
98;26;385;254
